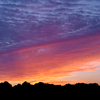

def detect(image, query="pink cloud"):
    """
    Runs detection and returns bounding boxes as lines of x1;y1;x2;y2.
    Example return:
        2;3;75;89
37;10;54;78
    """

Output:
0;33;100;85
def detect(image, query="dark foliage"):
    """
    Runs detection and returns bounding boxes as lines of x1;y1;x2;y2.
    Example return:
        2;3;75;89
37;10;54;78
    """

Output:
0;81;100;99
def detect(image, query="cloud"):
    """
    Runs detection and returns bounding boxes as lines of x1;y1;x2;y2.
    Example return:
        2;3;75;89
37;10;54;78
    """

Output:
0;33;100;85
0;0;100;85
0;0;100;55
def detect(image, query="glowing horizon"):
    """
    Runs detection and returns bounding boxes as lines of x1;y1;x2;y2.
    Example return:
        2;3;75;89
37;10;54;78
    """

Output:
0;0;100;86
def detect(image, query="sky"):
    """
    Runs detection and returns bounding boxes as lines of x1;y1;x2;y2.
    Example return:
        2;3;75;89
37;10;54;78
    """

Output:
0;0;100;86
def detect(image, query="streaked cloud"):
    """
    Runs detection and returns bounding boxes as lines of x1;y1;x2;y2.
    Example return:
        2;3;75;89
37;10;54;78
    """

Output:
0;0;100;85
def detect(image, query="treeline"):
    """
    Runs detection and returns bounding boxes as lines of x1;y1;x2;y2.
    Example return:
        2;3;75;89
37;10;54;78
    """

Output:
0;81;100;99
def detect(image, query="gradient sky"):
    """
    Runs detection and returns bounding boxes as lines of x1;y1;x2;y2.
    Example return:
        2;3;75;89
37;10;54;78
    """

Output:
0;0;100;86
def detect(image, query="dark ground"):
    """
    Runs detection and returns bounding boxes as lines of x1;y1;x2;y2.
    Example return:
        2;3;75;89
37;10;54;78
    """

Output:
0;81;100;99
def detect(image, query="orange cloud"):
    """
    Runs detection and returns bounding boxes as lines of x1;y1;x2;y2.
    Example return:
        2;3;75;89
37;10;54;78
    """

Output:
0;34;100;86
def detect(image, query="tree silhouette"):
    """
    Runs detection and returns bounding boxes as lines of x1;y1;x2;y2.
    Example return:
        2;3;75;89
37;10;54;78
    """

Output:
0;81;12;89
0;81;99;99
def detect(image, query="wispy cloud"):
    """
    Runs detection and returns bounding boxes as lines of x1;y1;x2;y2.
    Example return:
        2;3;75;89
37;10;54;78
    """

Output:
0;0;100;85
